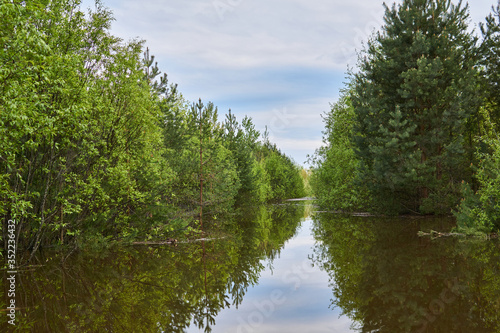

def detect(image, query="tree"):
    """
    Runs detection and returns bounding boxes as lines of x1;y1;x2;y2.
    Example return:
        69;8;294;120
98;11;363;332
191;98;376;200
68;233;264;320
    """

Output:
0;0;307;257
222;110;261;203
352;0;480;214
0;0;126;254
454;2;500;234
310;90;369;211
0;0;177;254
161;99;241;220
479;1;500;123
258;140;306;201
2;203;306;332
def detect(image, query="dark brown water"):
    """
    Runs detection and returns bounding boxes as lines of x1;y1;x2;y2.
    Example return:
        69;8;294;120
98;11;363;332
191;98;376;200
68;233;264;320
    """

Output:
1;202;499;332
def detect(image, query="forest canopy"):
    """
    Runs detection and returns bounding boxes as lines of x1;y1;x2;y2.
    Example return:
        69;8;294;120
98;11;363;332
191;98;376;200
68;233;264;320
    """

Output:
0;0;306;259
311;0;500;234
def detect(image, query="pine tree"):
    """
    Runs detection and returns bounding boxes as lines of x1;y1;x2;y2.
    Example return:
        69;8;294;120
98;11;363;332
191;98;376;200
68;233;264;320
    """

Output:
480;1;500;122
352;0;480;214
142;47;178;100
223;110;260;202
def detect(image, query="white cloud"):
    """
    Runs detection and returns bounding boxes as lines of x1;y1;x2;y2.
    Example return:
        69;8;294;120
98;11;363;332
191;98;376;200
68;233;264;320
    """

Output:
81;0;497;78
80;0;497;166
84;0;390;70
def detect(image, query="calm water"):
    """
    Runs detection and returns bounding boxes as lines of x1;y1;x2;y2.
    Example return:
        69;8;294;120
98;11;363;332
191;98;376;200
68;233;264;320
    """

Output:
1;202;499;332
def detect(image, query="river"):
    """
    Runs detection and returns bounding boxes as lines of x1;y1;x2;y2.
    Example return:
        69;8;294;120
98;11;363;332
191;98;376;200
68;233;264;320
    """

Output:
1;201;499;332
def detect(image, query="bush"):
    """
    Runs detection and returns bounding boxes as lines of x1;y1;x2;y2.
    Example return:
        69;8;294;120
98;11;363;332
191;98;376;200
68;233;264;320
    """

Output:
455;139;500;234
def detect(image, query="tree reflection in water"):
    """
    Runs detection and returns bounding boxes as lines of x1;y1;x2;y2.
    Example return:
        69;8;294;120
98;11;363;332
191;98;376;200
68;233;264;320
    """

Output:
311;213;500;333
0;203;305;333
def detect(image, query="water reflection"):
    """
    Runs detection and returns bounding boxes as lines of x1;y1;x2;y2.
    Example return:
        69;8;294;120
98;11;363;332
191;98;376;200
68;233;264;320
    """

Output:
0;203;305;333
312;213;500;333
3;205;500;332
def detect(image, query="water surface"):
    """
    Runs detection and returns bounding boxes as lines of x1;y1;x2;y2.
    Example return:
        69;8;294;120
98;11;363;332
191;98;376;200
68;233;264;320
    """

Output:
1;202;499;332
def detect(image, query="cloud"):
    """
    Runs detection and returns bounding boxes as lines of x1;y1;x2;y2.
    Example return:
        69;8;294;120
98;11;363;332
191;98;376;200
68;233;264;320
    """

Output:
95;0;388;71
80;0;497;166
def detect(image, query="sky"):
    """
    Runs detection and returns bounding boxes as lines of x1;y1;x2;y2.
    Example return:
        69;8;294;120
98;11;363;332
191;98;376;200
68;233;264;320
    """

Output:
80;0;497;167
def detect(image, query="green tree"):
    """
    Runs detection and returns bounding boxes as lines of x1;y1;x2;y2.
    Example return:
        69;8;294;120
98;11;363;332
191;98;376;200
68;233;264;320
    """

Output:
258;139;306;201
73;40;175;242
310;91;369;211
162;99;240;221
0;0;178;254
479;1;500;123
0;0;126;253
454;2;500;234
455;138;500;233
352;0;480;214
222;110;263;203
0;0;308;256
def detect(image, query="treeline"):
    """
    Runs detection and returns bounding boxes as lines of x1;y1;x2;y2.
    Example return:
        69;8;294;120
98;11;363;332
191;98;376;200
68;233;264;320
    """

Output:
0;0;305;256
311;0;500;234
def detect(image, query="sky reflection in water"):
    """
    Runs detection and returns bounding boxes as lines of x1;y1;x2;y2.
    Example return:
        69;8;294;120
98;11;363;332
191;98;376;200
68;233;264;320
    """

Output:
200;218;354;333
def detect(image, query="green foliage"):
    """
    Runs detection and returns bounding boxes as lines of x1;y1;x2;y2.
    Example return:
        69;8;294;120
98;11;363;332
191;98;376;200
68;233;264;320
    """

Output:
162;99;241;218
351;0;479;214
454;3;500;233
0;0;157;252
222;110;264;203
0;0;305;256
300;168;313;197
258;140;306;201
248;158;273;203
479;1;500;122
310;92;370;211
455;139;500;234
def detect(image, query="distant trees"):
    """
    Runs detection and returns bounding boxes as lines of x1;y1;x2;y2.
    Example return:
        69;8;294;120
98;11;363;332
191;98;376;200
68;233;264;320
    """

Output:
312;0;500;232
257;134;307;201
0;0;305;256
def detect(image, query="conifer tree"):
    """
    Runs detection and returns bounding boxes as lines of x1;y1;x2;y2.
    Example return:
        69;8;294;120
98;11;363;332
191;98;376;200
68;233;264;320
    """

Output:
223;110;260;202
480;1;500;122
352;0;480;213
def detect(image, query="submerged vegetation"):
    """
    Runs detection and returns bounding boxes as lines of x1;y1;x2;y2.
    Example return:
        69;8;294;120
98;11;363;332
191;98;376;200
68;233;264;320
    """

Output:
311;0;500;235
0;0;306;260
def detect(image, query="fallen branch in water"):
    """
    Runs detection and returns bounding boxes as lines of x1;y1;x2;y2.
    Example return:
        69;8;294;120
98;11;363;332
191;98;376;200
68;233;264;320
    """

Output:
181;237;226;243
131;236;227;246
314;210;377;217
418;231;499;239
418;230;465;238
132;238;178;246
